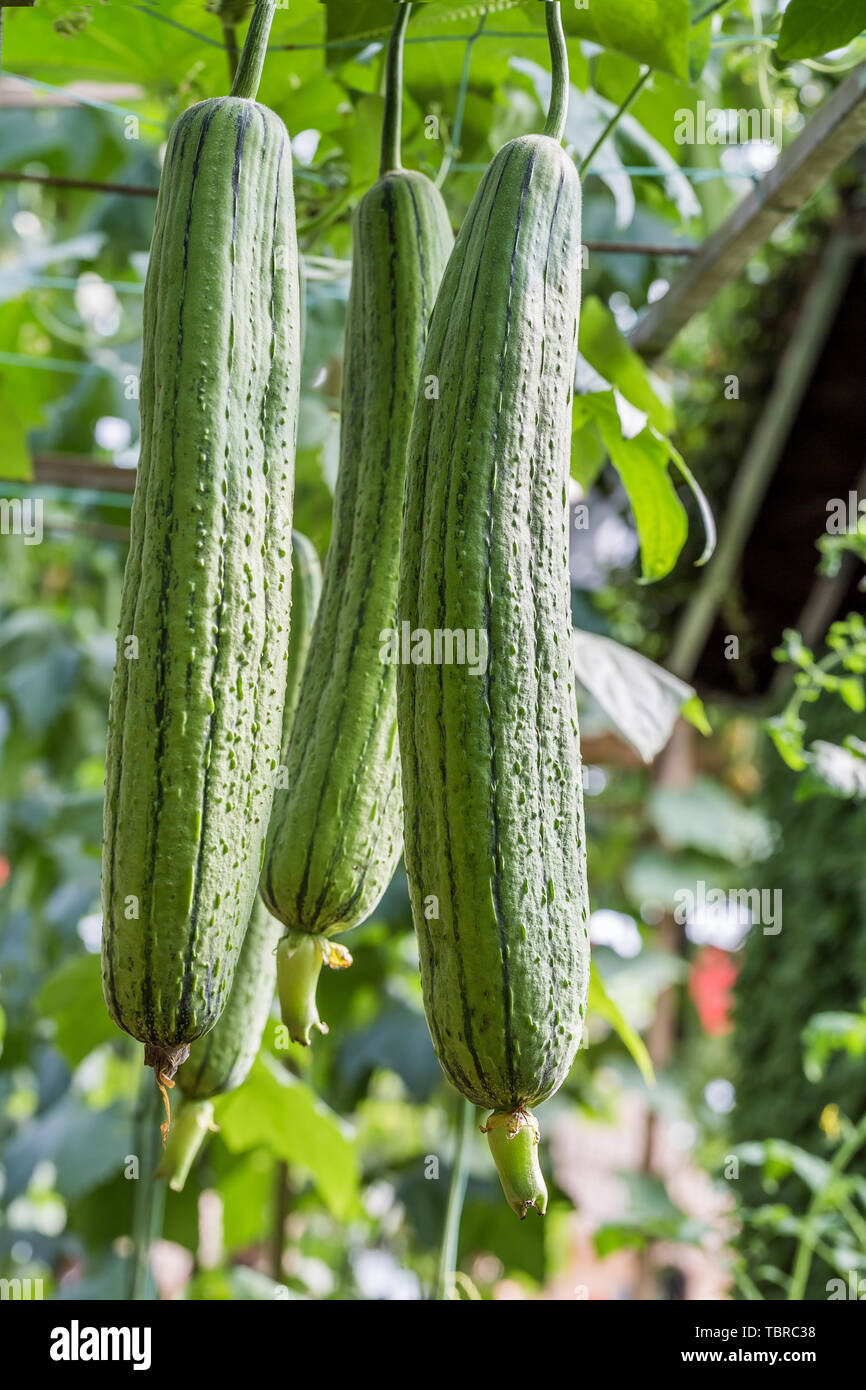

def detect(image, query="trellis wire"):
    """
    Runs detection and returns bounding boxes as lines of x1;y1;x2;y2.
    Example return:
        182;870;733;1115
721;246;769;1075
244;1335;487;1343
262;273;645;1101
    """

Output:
0;5;814;395
436;5;488;188
0;477;134;507
2;72;164;129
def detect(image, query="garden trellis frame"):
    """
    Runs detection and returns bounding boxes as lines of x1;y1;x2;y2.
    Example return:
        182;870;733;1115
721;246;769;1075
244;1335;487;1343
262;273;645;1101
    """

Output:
1;7;866;503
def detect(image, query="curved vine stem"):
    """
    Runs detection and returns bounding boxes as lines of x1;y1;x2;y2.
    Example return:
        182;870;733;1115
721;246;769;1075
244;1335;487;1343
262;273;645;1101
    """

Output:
222;18;241;82
128;1078;167;1301
788;1108;866;1301
230;0;275;100
577;0;715;175
435;1096;475;1301
380;2;412;176
436;6;488;189
542;2;569;143
578;67;651;178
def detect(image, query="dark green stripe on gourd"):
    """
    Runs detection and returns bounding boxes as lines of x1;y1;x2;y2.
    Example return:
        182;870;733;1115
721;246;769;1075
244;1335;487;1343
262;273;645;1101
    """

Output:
157;898;282;1190
101;49;300;1080
176;532;321;1102
158;532;321;1190
177;896;283;1103
261;5;454;1043
397;2;589;1213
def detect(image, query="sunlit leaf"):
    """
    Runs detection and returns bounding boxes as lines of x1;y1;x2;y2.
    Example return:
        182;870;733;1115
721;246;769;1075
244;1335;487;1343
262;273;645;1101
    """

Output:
572;625;699;761
588;961;655;1088
216;1058;360;1221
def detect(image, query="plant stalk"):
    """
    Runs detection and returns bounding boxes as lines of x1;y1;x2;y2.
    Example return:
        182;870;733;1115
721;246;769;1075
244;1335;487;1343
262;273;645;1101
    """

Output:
128;1078;167;1301
230;0;275;100
380;2;412;176
436;6;487;188
578;68;651;177
788;1108;866;1301
435;1096;474;1300
542;2;569;143
222;18;241;82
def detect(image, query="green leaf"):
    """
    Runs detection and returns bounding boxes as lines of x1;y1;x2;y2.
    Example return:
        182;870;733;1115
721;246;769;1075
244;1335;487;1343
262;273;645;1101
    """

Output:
216;1057;360;1220
680;694;712;737
609;101;702;223
648;777;775;862
764;715;808;772
324;0;393;58
580;296;673;434
37;951;116;1067
663;436;716;565
800;739;866;801
688;15;713;82
587;392;688;581
0;386;34;481
572;625;699;762
4;1094;132;1202
570;418;607;492
588;961;655;1088
777;0;866;61
558;0;692;80
839;677;866;713
338;93;386;191
802;1010;866;1082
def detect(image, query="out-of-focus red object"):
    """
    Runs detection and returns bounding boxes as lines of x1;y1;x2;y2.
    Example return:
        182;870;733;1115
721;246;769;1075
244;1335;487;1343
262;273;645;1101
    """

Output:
0;856;9;889
689;946;739;1036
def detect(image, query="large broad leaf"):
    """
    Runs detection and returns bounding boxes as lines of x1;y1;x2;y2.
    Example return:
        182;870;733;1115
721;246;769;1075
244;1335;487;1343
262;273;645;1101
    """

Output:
579;296;673;434
577;392;687;580
555;0;692;80
4;642;81;734
777;0;866;61
688;14;713;83
324;0;691;78
572;391;714;580
0;388;34;480
3;1094;132;1202
572;626;706;762
37;951;115;1067
216;1057;359;1221
648;777;775;863
609;100;701;223
570;415;608;492
323;0;391;64
588;961;655;1088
